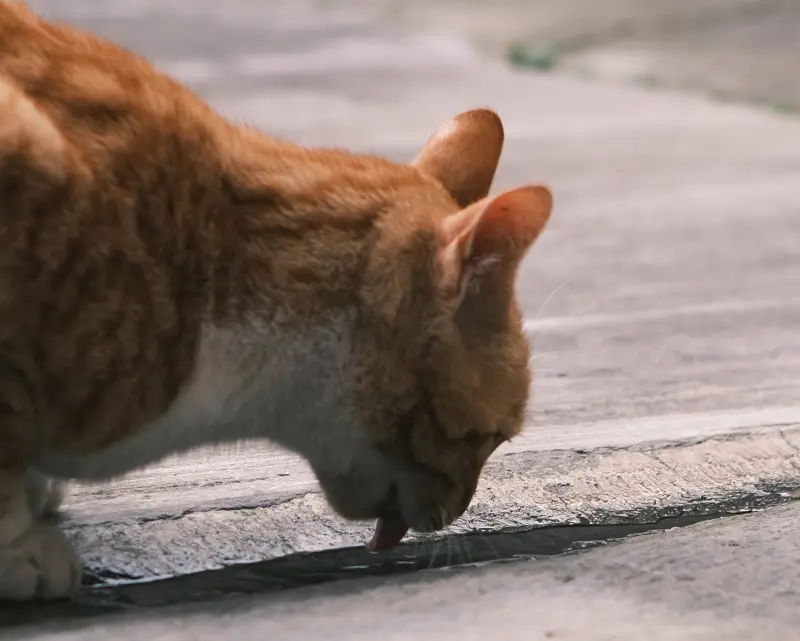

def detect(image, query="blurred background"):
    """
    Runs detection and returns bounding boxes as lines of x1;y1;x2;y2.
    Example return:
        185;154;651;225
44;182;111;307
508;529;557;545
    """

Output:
27;0;800;111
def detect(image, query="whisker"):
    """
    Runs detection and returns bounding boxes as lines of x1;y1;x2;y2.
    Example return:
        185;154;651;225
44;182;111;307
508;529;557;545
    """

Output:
451;537;461;566
409;540;421;566
455;537;469;565
532;367;569;377
479;533;501;561
533;350;574;359
427;539;443;570
534;279;573;322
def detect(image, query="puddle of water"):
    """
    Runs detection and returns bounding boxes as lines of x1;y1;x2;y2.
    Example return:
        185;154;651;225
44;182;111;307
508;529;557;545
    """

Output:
82;512;717;609
3;512;732;623
2;487;795;630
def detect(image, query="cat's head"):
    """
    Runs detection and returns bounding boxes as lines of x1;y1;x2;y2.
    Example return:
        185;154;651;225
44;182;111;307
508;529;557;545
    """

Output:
313;109;552;547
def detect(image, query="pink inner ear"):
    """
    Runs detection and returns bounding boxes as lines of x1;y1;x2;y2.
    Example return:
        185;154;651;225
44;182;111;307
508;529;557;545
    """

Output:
463;185;553;264
436;185;553;296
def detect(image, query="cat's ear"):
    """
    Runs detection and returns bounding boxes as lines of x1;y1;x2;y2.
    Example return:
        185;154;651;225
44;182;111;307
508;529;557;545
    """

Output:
436;185;552;312
413;109;504;208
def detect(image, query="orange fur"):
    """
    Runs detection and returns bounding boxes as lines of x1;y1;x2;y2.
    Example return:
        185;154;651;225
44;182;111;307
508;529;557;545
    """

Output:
0;1;553;600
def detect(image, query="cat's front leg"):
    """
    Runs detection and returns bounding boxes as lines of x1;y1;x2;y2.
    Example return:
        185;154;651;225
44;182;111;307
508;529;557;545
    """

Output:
0;469;80;600
24;469;67;518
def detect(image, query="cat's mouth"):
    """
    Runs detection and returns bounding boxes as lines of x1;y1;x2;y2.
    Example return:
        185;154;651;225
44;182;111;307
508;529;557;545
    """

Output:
366;484;410;551
367;510;409;551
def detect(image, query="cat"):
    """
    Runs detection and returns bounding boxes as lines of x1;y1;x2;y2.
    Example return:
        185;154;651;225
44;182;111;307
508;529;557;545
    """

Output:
0;0;553;601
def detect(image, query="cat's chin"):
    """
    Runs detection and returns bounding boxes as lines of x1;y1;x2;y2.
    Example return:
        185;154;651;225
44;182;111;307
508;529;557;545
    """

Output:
315;463;464;547
314;468;394;522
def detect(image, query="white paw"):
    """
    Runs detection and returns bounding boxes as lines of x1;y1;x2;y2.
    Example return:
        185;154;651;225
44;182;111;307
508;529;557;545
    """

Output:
0;523;81;600
24;470;67;517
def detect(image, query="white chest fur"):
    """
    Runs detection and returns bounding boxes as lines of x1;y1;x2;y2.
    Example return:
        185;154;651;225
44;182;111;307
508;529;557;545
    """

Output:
37;315;366;480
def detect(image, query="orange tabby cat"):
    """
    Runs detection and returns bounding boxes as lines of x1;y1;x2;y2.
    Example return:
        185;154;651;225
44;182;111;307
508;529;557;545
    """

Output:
0;0;553;600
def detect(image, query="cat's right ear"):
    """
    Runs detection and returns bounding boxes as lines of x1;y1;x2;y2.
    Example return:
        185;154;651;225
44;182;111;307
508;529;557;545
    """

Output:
412;109;504;208
435;185;553;318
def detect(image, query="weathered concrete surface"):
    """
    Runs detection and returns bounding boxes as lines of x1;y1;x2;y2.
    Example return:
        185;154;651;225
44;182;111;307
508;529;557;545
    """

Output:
5;1;800;636
62;414;800;580
12;503;800;640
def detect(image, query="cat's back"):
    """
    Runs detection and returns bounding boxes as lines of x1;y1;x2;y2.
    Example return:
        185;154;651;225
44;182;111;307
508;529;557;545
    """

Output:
0;0;227;293
0;1;202;290
0;0;220;166
0;2;228;447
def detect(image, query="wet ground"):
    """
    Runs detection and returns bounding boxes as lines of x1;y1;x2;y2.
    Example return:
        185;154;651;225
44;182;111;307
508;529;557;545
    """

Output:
3;479;797;632
0;494;784;628
10;500;800;640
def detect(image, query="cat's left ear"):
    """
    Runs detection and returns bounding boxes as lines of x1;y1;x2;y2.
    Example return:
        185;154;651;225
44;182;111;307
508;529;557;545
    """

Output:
436;185;553;306
413;109;504;208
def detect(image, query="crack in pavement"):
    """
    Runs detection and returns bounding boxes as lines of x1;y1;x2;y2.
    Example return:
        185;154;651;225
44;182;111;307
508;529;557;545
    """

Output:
57;426;800;585
2;488;795;631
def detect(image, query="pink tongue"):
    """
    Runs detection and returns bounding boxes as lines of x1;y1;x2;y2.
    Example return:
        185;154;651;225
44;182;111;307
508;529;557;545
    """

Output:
366;512;409;551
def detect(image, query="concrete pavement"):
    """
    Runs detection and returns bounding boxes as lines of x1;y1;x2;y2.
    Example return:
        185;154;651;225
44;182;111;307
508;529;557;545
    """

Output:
4;0;800;637
16;502;800;641
58;415;800;581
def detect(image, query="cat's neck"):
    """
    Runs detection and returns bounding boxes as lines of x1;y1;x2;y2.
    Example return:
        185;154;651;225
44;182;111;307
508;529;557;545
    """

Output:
205;125;428;327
